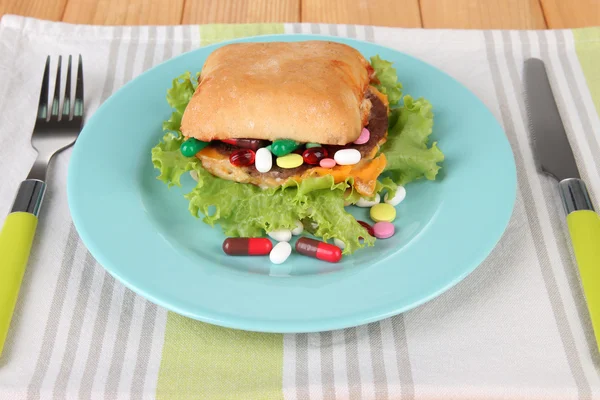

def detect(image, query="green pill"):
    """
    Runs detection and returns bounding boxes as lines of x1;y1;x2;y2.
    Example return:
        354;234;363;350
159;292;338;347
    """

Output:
270;139;299;157
305;142;321;148
180;138;208;157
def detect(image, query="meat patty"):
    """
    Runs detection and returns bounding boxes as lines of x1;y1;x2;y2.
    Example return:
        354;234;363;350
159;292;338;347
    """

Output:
207;87;388;180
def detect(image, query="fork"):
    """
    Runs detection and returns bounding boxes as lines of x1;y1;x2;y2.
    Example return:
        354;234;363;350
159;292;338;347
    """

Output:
0;55;84;357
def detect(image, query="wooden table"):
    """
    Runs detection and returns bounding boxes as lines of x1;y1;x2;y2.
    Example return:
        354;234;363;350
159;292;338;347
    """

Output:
0;0;599;29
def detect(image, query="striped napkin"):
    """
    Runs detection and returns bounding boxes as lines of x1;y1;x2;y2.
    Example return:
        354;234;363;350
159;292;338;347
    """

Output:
1;14;600;400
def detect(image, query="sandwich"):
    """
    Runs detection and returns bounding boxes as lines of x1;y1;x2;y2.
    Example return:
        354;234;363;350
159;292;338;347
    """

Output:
152;40;444;254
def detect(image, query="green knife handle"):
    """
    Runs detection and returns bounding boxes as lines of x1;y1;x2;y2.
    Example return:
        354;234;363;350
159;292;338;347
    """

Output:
560;178;600;352
0;180;45;358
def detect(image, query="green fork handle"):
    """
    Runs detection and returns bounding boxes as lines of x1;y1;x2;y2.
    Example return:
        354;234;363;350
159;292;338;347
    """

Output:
0;180;45;358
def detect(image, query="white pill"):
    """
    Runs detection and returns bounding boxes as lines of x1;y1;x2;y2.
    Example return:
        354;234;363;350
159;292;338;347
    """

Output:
255;147;273;173
270;242;292;264
268;229;292;242
190;170;199;181
291;220;304;236
356;194;380;208
333;238;346;250
334;149;361;165
384;186;407;206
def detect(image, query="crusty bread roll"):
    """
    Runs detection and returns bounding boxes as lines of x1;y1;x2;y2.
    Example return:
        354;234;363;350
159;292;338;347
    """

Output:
180;41;373;145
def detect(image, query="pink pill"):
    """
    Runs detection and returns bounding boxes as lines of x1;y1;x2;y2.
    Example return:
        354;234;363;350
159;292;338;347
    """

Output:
373;221;395;239
354;128;370;145
319;158;336;168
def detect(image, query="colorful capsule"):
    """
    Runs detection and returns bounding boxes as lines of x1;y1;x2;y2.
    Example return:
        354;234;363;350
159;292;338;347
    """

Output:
354;128;370;145
305;142;321;149
319;158;336;168
334;148;361;165
271;139;300;156
229;149;256;167
223;237;273;256
295;237;342;263
357;220;375;237
302;147;329;165
276;153;303;169
255;147;273;173
180;138;208;157
222;138;268;151
370;203;396;223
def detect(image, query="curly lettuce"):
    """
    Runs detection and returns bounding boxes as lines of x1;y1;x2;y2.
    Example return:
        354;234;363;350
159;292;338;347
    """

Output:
370;55;403;106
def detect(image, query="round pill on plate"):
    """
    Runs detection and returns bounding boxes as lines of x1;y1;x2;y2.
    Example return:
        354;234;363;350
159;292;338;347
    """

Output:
222;237;273;256
319;158;336;168
295;237;342;263
276;153;303;169
356;194;380;208
291;220;304;236
354;127;370;145
270;241;292;264
373;222;395;239
334;149;361;165
333;238;346;250
384;186;406;206
268;229;292;242
255;147;273;173
370;203;396;223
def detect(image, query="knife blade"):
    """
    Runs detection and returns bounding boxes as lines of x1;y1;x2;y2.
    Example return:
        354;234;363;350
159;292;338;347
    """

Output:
524;58;600;353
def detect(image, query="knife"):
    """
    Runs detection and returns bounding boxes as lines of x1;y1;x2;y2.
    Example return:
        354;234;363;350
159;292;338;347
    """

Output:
524;58;600;352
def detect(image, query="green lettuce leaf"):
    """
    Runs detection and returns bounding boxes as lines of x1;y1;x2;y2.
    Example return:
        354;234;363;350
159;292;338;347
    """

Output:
370;55;403;106
151;134;375;254
381;95;444;186
162;72;197;135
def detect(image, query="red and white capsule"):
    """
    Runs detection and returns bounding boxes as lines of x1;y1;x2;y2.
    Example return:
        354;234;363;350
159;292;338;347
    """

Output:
295;237;342;263
222;237;273;256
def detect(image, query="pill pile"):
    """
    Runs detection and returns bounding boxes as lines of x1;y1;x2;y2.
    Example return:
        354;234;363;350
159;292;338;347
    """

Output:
179;130;373;174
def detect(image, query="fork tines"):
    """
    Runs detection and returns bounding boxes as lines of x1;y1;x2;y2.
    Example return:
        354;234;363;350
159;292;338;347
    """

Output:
37;55;84;123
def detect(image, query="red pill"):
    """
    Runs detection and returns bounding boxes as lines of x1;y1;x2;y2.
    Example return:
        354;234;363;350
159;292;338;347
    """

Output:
302;147;329;165
229;149;256;167
357;220;375;238
222;139;268;151
295;237;342;263
222;238;273;256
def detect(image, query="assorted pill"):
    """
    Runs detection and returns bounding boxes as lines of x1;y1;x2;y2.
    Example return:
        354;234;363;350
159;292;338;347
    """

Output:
229;149;255;167
291;220;304;236
222;237;273;256
180;138;208;157
370;203;396;223
276;153;303;169
267;229;292;242
271;139;300;156
333;238;346;250
222;138;268;151
296;237;342;263
334;149;361;165
255;147;273;173
373;222;395;239
319;158;336;168
302;147;329;165
354;128;370;145
384;186;406;206
270;242;292;264
305;142;321;148
356;194;380;208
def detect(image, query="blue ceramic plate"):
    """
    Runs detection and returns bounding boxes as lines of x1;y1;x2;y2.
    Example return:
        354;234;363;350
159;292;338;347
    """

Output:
67;34;516;333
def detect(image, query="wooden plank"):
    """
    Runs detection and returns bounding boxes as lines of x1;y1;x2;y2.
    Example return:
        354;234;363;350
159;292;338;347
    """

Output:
540;0;600;28
182;0;300;24
0;0;66;21
62;0;184;25
420;0;546;29
302;0;421;27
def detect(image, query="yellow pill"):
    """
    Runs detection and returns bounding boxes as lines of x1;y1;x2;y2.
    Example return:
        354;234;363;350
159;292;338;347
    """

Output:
276;153;303;169
370;203;396;223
